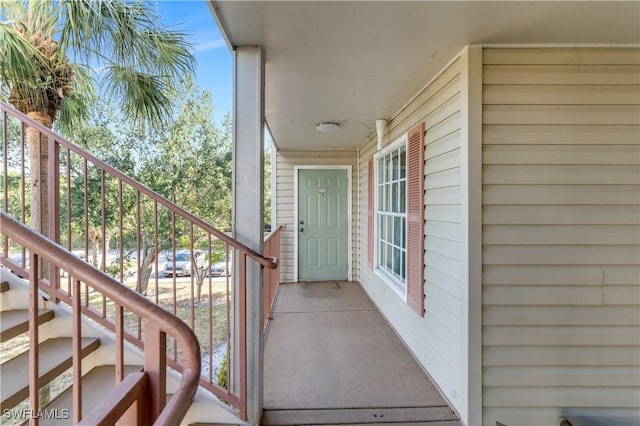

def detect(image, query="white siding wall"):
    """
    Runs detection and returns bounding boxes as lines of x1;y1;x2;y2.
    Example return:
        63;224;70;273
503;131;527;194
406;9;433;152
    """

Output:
358;53;467;415
274;150;358;282
482;47;640;426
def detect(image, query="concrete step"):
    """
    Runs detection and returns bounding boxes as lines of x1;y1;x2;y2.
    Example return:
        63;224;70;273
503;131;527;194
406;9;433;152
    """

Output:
189;423;240;426
0;309;54;342
0;281;9;293
0;337;100;410
189;424;240;426
261;406;461;426
38;365;142;425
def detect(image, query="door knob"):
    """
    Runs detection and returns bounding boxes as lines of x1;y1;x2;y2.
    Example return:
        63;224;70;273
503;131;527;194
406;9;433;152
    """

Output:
299;227;304;232
299;220;304;224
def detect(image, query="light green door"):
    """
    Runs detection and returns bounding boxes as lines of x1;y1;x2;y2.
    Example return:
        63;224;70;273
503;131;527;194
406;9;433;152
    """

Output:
298;169;349;281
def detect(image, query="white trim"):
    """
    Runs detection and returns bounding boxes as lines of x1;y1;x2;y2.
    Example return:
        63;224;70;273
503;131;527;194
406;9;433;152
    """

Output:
293;165;353;283
373;134;409;303
483;43;640;48
208;2;233;51
459;44;483;426
356;148;360;280
376;134;407;159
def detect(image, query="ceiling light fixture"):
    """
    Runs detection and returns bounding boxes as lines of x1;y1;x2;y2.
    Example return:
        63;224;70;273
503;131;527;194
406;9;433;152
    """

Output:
316;122;340;132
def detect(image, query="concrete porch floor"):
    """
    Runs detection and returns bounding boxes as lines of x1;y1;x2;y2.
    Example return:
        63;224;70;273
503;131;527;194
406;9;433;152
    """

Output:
262;281;461;425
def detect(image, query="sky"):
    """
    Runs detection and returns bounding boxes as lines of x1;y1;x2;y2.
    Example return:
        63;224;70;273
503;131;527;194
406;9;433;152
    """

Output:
154;1;233;125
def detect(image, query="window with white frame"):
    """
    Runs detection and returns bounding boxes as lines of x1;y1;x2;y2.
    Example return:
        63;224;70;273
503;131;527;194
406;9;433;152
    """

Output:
375;138;407;293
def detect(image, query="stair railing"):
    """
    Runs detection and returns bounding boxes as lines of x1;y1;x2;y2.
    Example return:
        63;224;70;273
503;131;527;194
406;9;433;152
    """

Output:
1;101;278;420
1;212;200;425
262;226;282;331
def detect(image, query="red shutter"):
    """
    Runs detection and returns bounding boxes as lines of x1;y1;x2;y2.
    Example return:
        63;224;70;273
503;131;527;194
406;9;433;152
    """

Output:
406;122;425;316
367;157;375;270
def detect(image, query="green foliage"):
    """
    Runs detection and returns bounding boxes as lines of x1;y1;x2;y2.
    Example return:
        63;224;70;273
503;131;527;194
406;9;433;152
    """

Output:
1;171;29;222
105;257;135;278
216;351;229;390
0;0;195;130
140;77;233;231
264;138;272;229
58;80;232;292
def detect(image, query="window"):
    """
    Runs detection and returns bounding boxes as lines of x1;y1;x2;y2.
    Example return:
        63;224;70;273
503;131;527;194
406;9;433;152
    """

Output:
375;138;407;293
369;122;425;316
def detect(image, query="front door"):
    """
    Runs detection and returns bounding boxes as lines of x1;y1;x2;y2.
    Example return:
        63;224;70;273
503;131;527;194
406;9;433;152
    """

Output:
298;169;349;281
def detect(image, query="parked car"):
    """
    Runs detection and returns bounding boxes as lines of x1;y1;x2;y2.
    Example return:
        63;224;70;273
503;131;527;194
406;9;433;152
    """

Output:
163;249;206;277
208;258;232;277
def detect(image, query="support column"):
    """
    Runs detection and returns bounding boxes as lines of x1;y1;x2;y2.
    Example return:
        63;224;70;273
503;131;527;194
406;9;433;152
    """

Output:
233;45;265;425
460;44;483;426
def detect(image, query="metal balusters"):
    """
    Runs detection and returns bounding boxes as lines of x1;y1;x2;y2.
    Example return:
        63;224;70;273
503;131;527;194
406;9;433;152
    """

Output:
28;251;40;426
72;278;82;423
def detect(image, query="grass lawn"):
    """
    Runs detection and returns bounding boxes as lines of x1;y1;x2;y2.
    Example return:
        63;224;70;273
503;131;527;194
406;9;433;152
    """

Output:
83;275;232;369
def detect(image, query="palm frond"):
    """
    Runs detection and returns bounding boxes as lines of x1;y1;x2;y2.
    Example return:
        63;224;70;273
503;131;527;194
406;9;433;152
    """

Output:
58;0;195;127
3;0;195;129
0;21;53;109
103;65;173;127
56;63;95;136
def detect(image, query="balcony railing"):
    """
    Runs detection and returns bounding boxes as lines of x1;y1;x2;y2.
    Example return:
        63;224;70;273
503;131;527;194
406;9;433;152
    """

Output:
0;101;278;420
1;211;200;425
263;226;282;331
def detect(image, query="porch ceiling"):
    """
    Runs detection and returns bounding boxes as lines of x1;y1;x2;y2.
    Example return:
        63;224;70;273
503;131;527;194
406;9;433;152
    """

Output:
210;1;640;151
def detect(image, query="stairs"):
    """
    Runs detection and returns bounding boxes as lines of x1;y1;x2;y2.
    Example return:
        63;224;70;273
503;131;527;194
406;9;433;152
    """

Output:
1;337;101;410
0;276;141;423
39;365;141;425
0;309;54;341
0;272;246;425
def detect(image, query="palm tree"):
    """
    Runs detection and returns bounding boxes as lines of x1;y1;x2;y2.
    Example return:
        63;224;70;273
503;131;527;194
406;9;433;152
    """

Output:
0;0;195;237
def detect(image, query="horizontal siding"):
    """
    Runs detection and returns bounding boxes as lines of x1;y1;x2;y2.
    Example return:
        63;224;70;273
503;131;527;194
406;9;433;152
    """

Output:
483;47;640;65
483;346;640;367
484;265;639;286
484;285;640;306
484;387;640;408
357;53;465;415
484;124;640;145
484;366;640;387
483;225;640;244
484;144;640;165
484;407;640;426
274;150;357;282
484;105;640;125
484;306;640;326
484;84;640;105
483;65;640;85
483;205;640;224
484;185;640;205
482;47;640;426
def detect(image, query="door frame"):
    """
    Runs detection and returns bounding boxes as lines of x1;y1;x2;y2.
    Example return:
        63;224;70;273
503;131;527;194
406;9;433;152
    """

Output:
293;165;353;282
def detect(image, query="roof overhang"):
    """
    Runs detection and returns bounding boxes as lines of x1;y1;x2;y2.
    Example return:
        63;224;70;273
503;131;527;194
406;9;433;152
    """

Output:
210;1;640;150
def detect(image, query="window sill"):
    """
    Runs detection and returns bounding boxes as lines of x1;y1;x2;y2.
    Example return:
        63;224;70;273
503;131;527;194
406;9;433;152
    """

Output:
374;267;407;303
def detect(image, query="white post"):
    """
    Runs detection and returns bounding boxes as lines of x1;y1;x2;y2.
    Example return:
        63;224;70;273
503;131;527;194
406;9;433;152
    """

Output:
233;45;265;425
459;44;483;426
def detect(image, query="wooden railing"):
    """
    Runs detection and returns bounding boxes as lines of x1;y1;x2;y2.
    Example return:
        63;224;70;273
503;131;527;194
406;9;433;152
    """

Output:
0;101;278;420
263;226;282;331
